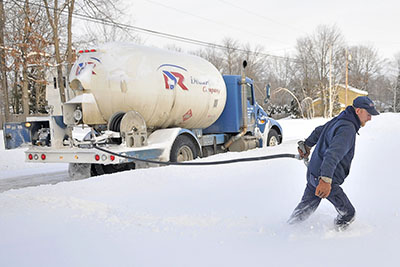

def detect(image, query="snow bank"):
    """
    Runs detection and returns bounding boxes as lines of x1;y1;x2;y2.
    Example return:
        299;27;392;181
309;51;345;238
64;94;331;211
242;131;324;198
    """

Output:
0;114;399;267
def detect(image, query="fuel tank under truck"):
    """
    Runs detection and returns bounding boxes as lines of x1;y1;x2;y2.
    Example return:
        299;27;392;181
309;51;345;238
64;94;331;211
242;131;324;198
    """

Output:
68;43;227;130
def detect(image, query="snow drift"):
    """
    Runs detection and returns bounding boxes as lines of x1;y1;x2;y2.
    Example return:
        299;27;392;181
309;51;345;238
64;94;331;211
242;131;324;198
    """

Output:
0;114;399;267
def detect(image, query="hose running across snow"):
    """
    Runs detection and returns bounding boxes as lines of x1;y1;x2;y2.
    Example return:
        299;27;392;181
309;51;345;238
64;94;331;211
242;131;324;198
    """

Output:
93;144;299;166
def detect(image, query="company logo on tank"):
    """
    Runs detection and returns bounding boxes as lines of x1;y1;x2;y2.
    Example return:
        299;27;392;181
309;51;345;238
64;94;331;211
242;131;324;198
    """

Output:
162;70;188;91
203;87;221;94
76;62;96;76
157;64;189;91
190;76;209;85
191;76;220;94
76;57;101;76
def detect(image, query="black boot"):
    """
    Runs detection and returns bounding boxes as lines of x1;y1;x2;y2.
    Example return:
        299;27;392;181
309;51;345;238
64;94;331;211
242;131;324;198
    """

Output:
334;216;355;231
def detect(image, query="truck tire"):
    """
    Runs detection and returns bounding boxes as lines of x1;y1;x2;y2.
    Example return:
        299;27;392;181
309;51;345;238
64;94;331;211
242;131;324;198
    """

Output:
267;129;280;146
170;135;198;162
91;163;135;176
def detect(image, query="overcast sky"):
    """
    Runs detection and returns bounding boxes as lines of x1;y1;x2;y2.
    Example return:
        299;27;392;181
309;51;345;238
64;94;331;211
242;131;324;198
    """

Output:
124;0;400;59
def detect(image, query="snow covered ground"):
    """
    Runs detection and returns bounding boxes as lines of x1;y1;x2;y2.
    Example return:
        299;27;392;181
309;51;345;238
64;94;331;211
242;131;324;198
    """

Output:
0;114;399;267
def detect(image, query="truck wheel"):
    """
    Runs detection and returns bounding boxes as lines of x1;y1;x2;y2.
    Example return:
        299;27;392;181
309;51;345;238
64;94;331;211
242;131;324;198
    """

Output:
267;129;280;146
170;135;198;162
91;163;135;176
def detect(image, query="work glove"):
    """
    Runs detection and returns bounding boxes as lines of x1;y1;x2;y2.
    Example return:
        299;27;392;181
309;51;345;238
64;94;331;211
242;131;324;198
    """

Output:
315;176;332;198
297;140;311;159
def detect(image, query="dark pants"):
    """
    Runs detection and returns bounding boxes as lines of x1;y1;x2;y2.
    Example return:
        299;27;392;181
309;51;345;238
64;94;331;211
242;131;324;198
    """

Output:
288;183;355;225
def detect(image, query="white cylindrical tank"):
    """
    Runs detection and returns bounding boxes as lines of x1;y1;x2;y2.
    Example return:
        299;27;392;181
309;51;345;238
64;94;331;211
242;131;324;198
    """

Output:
69;43;227;129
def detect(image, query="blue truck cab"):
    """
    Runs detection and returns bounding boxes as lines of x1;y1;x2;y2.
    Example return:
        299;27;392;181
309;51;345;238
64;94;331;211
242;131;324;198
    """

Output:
204;75;282;148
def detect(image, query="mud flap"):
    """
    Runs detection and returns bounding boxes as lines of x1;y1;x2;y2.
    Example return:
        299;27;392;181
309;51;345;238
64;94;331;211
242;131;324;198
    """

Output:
68;163;91;180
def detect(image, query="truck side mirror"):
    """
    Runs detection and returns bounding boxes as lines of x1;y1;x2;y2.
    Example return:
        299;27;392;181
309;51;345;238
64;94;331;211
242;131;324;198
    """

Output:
264;84;271;104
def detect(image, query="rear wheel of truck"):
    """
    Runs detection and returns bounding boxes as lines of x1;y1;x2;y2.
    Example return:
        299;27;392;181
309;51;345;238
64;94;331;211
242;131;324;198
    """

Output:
267;129;280;146
170;135;198;162
91;162;136;176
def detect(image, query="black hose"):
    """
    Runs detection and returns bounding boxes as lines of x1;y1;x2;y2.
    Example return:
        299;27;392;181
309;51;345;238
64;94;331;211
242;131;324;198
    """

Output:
93;144;297;166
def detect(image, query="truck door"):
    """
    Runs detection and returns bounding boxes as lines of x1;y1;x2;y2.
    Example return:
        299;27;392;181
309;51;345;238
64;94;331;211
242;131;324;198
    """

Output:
244;83;256;133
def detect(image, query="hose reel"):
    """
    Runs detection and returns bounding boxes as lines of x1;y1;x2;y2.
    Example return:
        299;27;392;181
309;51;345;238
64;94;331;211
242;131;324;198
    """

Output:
119;111;147;148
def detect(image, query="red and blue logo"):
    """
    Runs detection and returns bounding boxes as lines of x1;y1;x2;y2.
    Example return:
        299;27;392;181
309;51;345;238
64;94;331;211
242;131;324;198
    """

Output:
158;64;188;91
75;57;101;76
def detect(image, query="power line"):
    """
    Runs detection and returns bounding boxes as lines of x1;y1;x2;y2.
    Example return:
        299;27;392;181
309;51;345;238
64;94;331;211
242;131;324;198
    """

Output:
70;8;296;61
218;0;308;35
5;0;301;62
143;0;291;45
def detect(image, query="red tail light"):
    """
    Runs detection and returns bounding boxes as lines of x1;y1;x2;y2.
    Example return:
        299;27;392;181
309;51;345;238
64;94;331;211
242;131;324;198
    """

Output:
41;154;46;160
78;49;96;54
95;154;100;161
28;154;33;160
110;155;115;161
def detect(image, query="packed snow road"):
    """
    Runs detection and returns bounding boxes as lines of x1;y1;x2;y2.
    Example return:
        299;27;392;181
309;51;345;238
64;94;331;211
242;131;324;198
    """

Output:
0;133;70;192
0;168;69;193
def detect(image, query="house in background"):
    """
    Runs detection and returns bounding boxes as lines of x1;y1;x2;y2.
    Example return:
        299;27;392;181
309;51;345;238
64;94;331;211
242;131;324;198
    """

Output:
336;84;368;112
311;84;368;117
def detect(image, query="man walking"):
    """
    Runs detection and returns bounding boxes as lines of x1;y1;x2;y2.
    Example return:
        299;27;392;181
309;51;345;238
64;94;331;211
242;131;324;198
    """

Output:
288;96;379;230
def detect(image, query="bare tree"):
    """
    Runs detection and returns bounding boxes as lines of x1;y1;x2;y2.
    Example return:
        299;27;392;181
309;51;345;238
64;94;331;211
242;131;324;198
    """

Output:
348;45;382;91
221;37;240;75
66;0;75;76
294;24;345;117
2;0;52;116
164;44;183;52
240;43;266;80
75;0;140;47
21;0;31;115
262;55;300;115
393;52;400;112
43;0;68;104
192;45;224;72
0;0;9;124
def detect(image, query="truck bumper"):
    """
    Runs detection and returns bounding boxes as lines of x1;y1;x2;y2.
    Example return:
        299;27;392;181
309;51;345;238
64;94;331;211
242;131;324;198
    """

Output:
25;146;164;165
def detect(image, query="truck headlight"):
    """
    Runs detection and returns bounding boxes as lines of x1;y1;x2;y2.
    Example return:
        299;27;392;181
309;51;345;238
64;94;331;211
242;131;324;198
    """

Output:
73;109;83;122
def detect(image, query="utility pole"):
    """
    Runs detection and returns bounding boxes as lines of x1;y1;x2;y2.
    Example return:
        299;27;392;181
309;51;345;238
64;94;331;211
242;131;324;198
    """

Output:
345;49;351;106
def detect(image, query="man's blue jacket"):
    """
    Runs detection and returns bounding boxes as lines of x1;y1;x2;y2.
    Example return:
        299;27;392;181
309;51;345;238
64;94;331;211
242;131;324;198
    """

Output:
304;106;361;187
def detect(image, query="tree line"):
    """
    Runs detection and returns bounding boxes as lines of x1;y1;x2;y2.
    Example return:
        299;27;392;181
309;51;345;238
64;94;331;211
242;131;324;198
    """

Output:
0;0;136;125
1;1;399;126
192;25;400;118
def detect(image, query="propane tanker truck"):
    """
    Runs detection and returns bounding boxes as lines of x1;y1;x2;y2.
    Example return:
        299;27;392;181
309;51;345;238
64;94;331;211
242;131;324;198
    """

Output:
4;43;283;178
